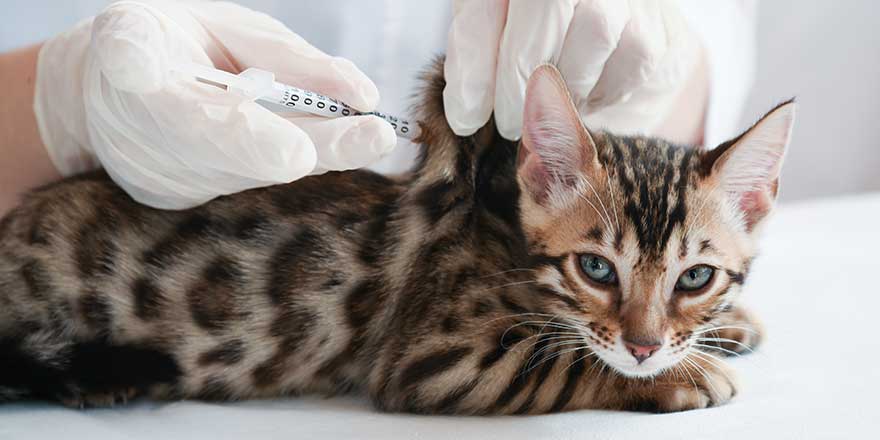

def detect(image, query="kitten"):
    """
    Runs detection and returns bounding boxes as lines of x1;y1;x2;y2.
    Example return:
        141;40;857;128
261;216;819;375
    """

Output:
0;59;794;413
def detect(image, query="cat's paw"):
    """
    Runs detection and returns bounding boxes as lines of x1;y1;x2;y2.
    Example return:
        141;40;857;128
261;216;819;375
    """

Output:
59;387;138;409
660;359;738;412
618;358;737;413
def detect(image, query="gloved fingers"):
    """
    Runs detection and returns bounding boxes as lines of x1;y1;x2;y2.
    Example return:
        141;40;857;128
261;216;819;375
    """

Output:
443;0;509;137
557;0;629;117
84;68;324;211
90;0;210;94
90;75;316;199
586;0;671;110
494;0;577;140
586;28;701;137
91;133;219;210
82;59;229;202
85;96;222;208
156;79;320;184
629;2;696;92
280;114;397;173
189;1;380;111
583;88;667;136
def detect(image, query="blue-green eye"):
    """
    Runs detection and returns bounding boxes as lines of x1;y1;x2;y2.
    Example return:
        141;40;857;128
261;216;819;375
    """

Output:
676;266;715;291
578;254;617;284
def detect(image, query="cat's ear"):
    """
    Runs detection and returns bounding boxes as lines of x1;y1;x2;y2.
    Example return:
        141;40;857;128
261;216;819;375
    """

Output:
705;100;796;231
518;64;599;205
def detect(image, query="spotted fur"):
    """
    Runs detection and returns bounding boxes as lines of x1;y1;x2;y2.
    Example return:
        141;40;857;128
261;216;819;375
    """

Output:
0;59;793;413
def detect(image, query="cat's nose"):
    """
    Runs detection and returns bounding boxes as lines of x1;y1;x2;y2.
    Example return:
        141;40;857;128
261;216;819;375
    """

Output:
624;339;662;364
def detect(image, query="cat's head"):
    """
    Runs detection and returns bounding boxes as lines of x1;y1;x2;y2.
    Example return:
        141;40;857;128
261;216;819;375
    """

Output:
518;65;794;378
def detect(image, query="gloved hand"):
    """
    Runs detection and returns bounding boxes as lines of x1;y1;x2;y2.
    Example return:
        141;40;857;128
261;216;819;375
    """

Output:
444;0;700;140
35;0;396;209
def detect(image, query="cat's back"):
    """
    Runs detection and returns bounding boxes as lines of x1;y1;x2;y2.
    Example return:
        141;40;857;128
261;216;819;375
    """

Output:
0;169;404;339
1;169;404;247
0;168;408;400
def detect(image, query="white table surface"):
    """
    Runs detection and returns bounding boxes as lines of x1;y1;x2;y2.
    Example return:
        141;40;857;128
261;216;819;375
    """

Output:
2;193;879;440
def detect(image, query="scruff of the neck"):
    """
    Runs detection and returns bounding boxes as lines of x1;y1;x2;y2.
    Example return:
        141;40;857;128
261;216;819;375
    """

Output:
402;56;530;264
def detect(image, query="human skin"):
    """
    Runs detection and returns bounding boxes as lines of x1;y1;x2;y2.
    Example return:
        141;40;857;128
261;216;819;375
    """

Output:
0;44;61;216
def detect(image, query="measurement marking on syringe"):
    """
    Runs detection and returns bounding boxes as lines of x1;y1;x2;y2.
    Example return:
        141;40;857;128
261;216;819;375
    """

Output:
175;63;420;140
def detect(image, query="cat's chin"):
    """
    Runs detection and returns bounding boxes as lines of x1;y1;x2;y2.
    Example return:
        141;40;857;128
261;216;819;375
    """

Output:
597;353;676;379
608;363;669;379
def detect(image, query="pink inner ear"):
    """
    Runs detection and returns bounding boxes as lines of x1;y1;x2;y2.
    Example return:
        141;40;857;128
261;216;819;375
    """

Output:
518;64;597;205
518;145;553;203
739;189;772;231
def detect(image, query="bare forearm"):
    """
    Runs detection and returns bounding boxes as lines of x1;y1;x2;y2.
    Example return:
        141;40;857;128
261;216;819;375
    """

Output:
0;44;60;217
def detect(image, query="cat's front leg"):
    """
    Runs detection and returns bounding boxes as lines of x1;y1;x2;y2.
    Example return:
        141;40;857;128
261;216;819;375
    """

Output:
370;330;737;414
603;354;739;413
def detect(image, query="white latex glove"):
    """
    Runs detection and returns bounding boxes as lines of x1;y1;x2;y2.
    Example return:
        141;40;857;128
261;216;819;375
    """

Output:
444;0;700;140
34;0;396;210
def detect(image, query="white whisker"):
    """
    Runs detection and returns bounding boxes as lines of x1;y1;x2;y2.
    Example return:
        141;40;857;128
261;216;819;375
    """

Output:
516;334;584;355
475;312;560;330
694;337;755;353
689;349;729;369
682;187;715;241
688;351;736;389
513;332;584;348
535;314;561;340
523;344;591;375
500;321;583;348
679;359;700;395
693;325;758;335
578;175;615;234
605;171;621;233
560;350;598;376
477;268;538;279
692;343;742;357
684;357;720;399
503;320;581;333
476;280;540;293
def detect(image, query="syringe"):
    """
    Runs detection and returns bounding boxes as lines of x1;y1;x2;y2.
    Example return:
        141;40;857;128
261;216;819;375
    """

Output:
174;62;420;140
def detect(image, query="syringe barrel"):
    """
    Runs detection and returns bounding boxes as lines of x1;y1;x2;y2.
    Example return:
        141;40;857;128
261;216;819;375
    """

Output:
269;83;353;119
266;83;420;140
177;63;420;140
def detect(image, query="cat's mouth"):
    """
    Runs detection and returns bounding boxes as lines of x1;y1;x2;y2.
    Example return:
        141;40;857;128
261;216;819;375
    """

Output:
588;338;684;379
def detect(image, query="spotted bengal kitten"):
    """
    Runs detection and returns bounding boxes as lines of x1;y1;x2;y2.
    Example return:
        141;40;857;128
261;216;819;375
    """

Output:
0;61;794;413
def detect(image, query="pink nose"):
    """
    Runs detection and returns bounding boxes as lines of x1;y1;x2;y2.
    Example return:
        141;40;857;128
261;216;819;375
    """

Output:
624;340;662;364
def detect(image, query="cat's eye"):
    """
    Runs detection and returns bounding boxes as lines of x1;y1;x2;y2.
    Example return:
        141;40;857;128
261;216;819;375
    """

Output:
676;265;715;292
578;254;617;285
